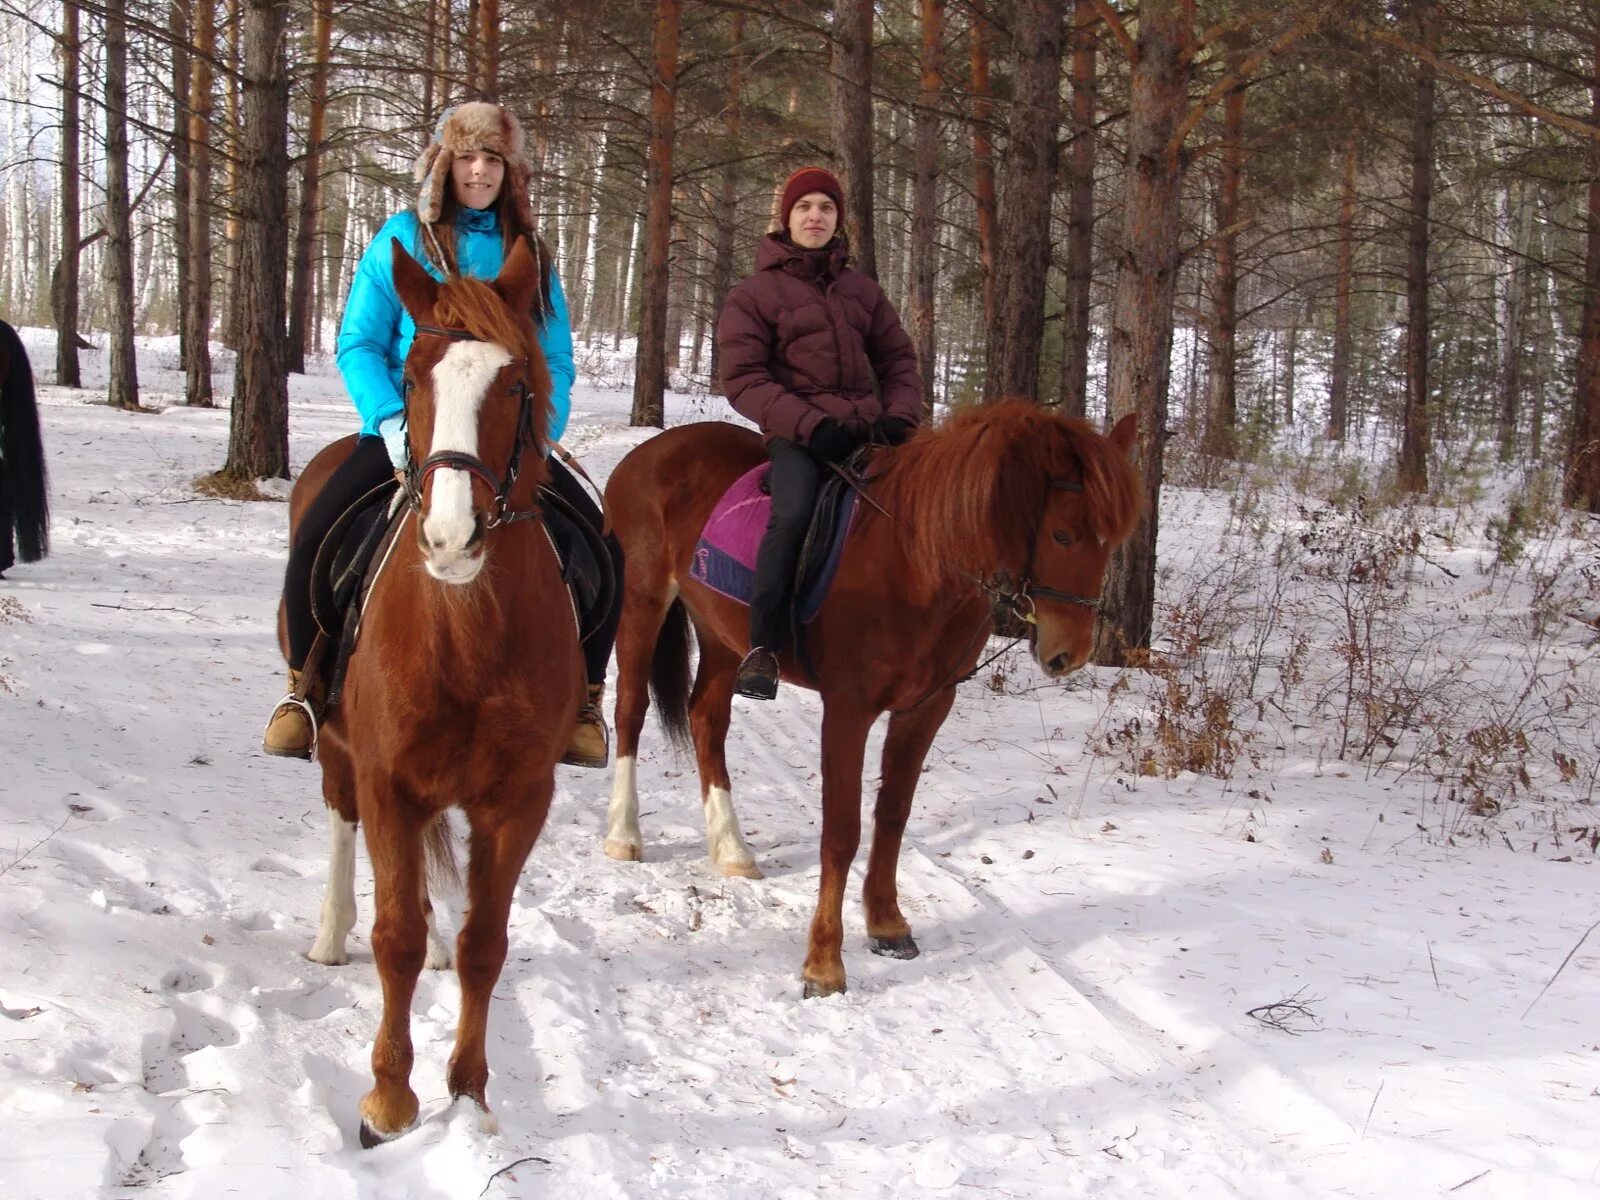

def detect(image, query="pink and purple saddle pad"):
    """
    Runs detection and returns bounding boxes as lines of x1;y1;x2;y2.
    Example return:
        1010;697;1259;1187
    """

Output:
689;464;859;623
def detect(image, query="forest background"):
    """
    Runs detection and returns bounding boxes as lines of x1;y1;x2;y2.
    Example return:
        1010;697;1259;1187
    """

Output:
1;0;1599;660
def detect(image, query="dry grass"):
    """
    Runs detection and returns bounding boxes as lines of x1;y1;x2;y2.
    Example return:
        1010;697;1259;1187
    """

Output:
192;471;282;503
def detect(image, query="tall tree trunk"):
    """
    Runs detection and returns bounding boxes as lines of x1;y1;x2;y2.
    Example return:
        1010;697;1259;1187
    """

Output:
1327;135;1356;441
1567;13;1600;511
287;0;333;375
1095;0;1190;664
1399;0;1437;494
983;0;1065;404
630;0;682;428
1059;0;1099;417
423;0;437;126
1284;312;1300;426
54;0;82;388
185;0;215;407
970;0;997;333
479;0;500;99
224;0;291;481
104;0;140;411
170;0;192;365
1202;45;1246;458
1497;184;1534;463
707;12;745;393
830;0;877;278
909;0;944;417
222;0;244;348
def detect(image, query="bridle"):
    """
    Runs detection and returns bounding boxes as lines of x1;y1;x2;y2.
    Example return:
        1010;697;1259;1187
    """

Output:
400;323;542;528
977;478;1103;627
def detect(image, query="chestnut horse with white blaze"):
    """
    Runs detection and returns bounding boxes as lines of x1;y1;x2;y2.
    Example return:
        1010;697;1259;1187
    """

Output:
281;239;582;1145
603;404;1139;997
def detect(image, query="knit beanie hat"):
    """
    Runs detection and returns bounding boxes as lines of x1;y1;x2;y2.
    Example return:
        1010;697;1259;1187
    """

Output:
414;102;534;230
779;166;845;230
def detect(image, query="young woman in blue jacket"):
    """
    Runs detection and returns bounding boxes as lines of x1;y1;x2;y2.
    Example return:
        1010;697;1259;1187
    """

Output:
264;102;618;768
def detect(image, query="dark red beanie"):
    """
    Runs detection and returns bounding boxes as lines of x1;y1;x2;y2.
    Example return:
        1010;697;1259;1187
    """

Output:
780;167;845;229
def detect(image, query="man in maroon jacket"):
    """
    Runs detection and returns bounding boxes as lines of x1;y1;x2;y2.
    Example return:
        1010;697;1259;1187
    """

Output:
716;166;926;699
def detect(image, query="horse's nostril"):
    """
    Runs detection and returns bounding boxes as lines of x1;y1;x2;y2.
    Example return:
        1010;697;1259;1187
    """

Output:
1048;653;1070;675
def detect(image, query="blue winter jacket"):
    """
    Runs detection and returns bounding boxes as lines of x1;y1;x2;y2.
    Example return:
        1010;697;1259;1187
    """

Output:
336;208;576;444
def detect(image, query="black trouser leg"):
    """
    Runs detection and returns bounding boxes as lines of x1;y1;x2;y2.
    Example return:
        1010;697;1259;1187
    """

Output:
282;436;394;671
546;456;621;687
748;438;822;654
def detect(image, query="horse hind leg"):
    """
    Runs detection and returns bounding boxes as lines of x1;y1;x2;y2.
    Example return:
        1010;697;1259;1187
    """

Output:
864;691;956;961
690;638;759;879
447;785;552;1121
604;579;679;862
356;789;431;1147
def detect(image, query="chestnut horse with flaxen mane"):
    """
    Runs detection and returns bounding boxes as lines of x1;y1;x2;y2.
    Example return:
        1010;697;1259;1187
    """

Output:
280;239;582;1145
603;403;1139;998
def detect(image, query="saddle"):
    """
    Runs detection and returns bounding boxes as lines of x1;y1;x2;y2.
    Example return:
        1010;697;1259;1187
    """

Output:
307;478;614;707
689;448;867;679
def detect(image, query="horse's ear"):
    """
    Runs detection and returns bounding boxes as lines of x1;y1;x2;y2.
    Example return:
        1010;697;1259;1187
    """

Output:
391;239;439;321
494;236;542;318
1108;412;1138;457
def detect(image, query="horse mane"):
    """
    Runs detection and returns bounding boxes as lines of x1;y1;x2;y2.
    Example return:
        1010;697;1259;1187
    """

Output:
875;400;1141;579
429;275;554;453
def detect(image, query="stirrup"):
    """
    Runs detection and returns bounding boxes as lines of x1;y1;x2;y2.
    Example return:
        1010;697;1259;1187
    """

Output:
262;692;319;760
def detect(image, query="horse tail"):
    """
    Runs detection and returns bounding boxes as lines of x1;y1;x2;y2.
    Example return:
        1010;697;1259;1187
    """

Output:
0;322;48;562
649;597;693;752
423;813;461;895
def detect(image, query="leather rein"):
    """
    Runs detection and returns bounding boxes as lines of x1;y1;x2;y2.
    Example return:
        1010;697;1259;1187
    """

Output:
400;323;542;528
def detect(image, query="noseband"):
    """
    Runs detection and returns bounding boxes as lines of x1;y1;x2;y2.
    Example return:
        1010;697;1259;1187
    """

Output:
401;323;541;528
981;478;1103;624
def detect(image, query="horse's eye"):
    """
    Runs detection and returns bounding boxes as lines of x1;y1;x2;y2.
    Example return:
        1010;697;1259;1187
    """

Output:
1052;528;1073;547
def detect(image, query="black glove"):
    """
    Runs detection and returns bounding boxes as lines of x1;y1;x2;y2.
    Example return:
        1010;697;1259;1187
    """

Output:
875;417;915;446
806;418;861;463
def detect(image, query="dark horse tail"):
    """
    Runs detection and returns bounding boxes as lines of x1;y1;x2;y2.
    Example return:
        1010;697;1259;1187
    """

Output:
650;597;694;752
0;320;48;563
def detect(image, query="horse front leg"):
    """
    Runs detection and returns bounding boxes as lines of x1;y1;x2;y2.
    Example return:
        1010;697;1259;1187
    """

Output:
802;703;874;999
447;783;552;1118
865;689;957;960
691;638;759;878
356;788;430;1147
309;756;358;966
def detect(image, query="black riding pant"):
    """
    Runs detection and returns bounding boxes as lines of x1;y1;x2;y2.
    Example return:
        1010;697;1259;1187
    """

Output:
749;437;822;654
280;439;620;688
282;435;393;671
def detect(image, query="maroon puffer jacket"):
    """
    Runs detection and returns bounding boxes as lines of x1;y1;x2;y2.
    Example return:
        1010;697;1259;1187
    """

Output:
717;233;924;446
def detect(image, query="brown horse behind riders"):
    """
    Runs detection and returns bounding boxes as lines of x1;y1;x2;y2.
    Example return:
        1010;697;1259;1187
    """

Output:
602;403;1139;998
280;239;582;1144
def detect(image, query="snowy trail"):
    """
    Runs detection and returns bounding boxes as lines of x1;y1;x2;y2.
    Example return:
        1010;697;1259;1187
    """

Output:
3;346;1598;1198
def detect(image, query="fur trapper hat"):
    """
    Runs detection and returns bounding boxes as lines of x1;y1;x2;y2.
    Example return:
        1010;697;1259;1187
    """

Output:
414;102;534;230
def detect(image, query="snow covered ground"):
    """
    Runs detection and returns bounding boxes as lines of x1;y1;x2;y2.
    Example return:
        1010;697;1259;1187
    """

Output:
1;330;1597;1199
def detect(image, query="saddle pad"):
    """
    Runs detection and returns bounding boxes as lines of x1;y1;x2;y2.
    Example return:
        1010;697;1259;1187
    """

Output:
689;463;858;624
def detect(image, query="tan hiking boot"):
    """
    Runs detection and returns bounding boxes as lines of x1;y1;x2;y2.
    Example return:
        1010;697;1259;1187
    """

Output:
561;682;609;769
262;668;318;759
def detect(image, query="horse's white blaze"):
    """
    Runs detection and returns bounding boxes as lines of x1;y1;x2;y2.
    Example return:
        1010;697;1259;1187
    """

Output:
309;810;358;965
604;755;642;860
705;785;759;877
420;340;513;572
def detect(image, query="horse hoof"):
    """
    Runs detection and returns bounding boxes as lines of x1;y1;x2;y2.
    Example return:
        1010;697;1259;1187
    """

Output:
802;978;846;1000
359;1120;403;1149
306;945;349;967
870;934;920;960
716;858;763;880
604;838;642;862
